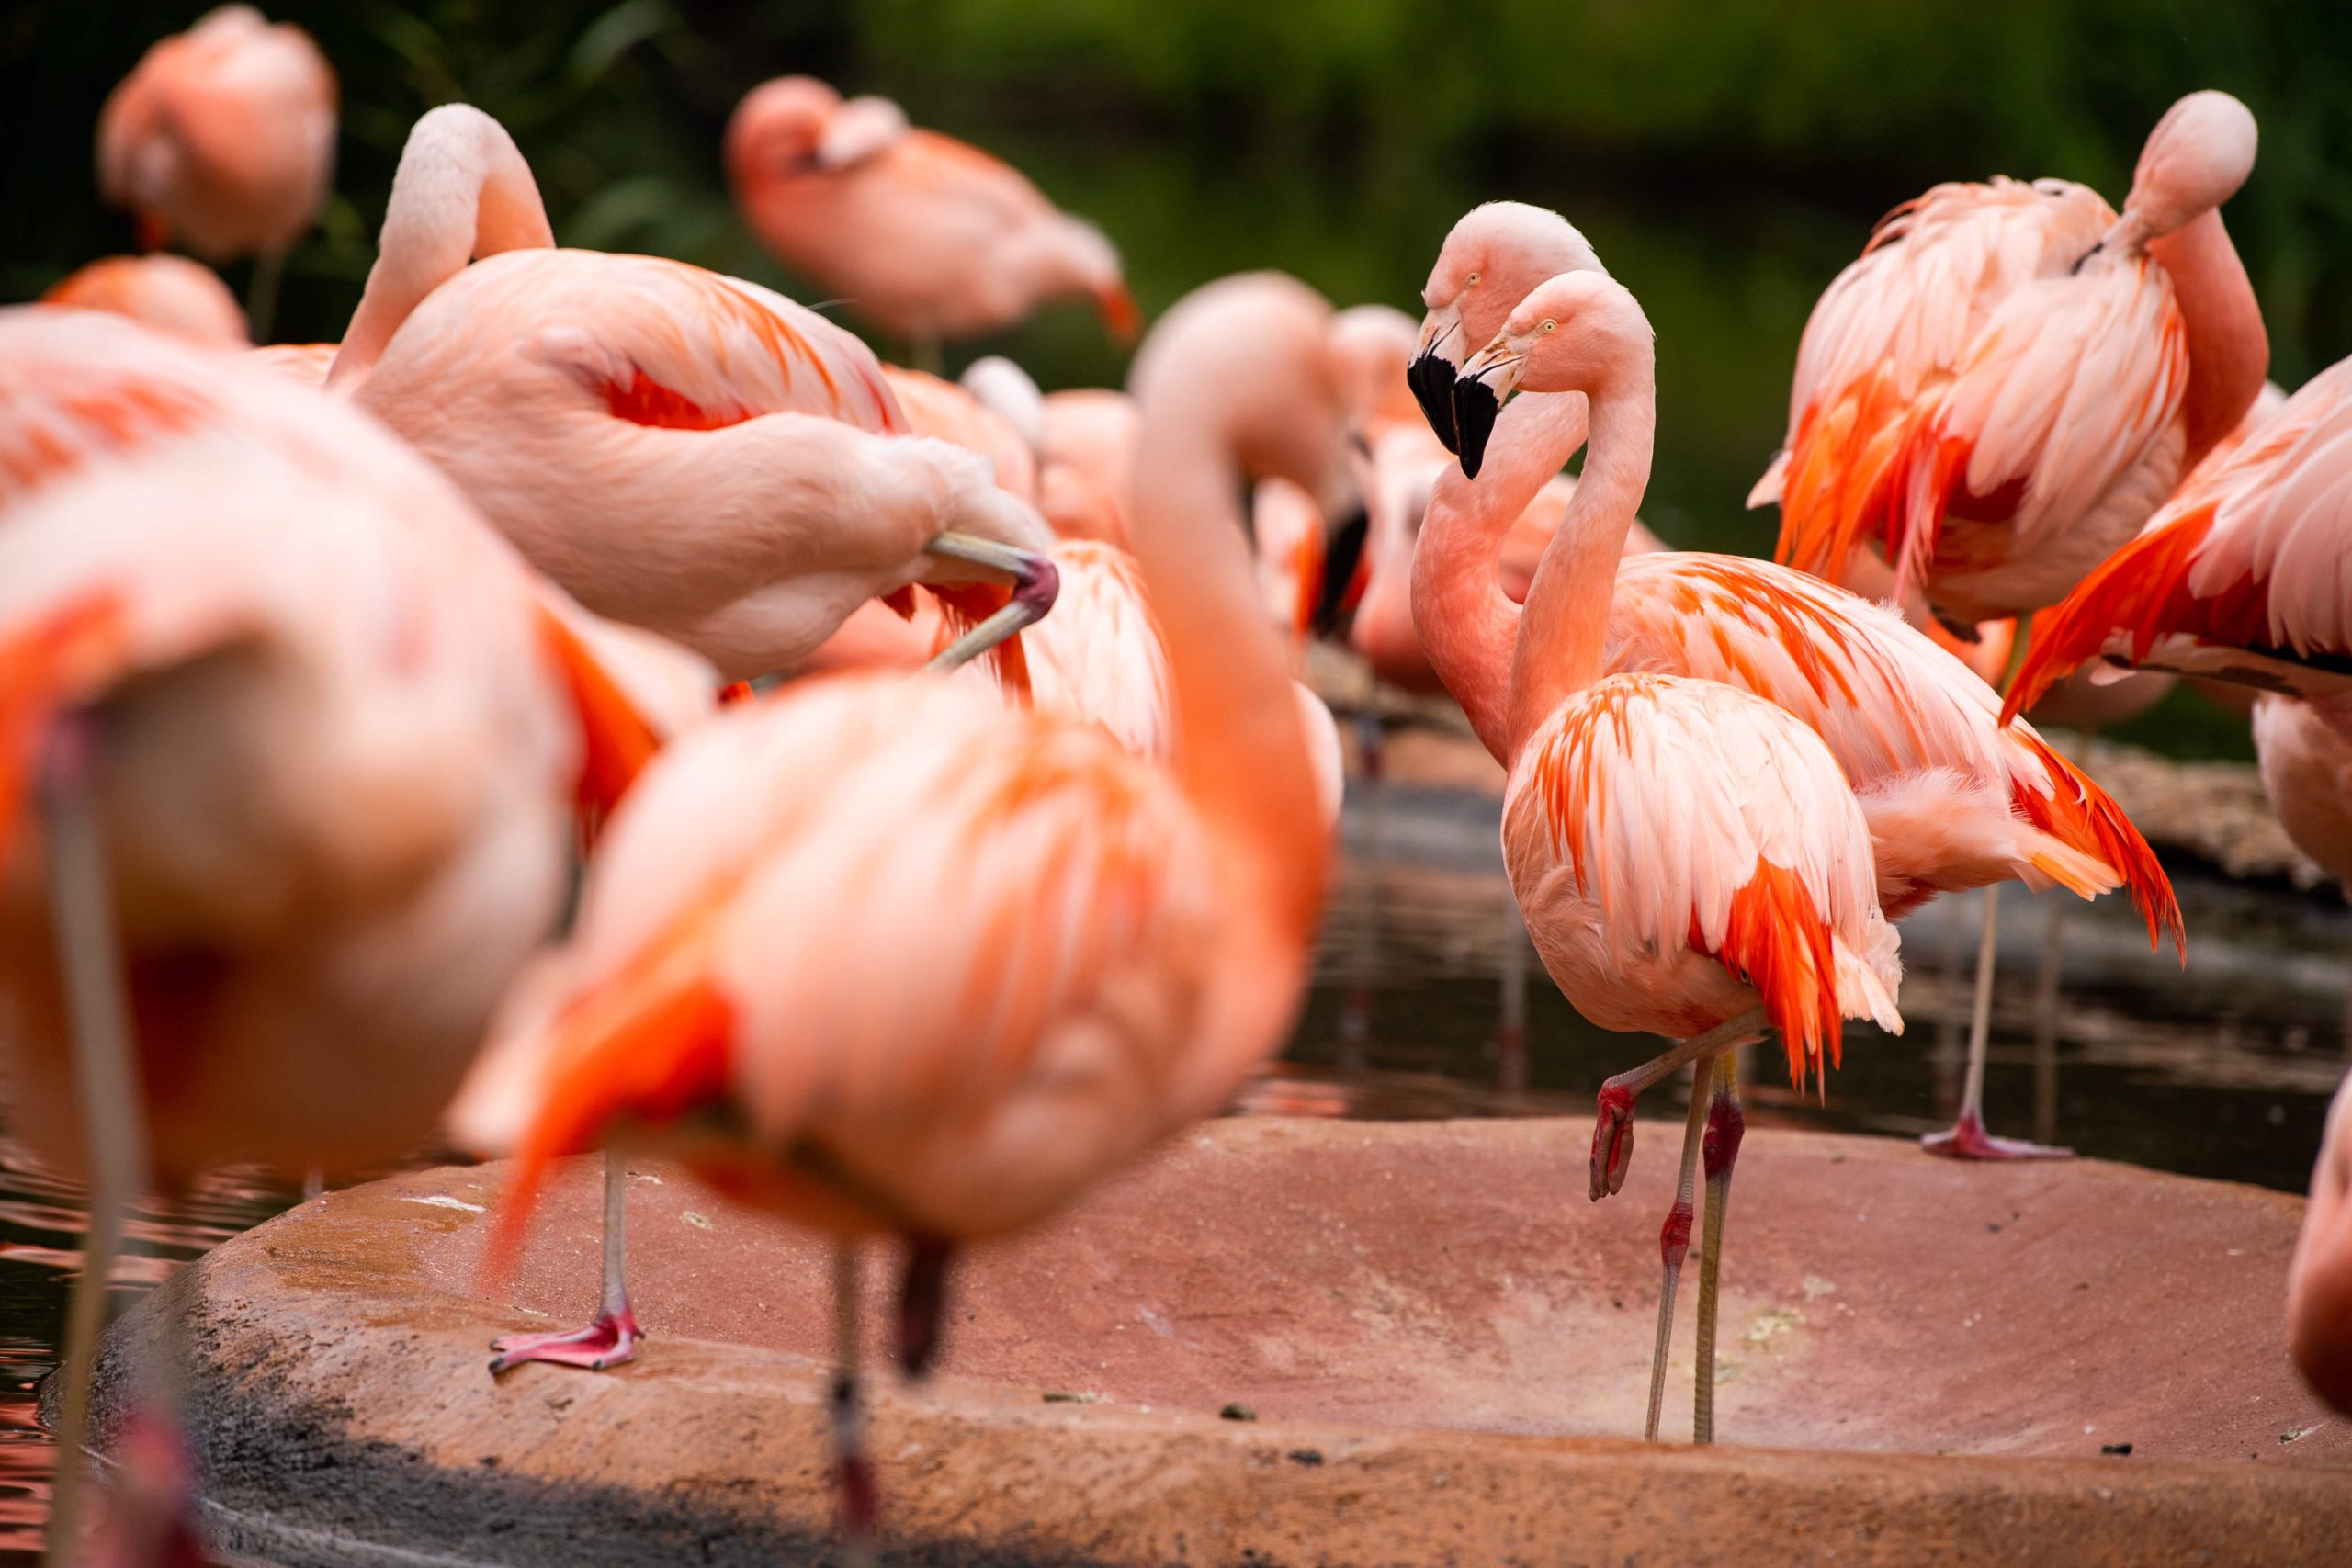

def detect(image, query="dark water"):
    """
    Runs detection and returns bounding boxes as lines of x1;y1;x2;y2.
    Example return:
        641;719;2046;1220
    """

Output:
0;773;2343;1555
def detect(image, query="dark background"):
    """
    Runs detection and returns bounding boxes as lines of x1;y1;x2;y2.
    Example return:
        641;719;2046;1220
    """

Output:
7;1;2350;753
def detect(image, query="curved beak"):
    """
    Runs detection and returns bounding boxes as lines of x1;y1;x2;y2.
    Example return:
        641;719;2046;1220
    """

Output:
1408;306;1465;454
1451;343;1522;480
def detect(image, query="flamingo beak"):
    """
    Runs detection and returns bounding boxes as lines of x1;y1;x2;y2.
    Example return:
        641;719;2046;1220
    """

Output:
1451;346;1521;480
1408;308;1464;454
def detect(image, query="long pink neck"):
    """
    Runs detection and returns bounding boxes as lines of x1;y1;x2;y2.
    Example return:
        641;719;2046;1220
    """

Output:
1410;390;1587;761
327;107;553;388
2148;209;2267;466
1506;382;1653;761
1128;382;1328;949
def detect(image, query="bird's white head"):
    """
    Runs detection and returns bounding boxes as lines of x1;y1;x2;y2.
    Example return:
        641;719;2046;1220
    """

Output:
1451;272;1653;479
2109;90;2257;251
1326;304;1423;435
1408;202;1606;455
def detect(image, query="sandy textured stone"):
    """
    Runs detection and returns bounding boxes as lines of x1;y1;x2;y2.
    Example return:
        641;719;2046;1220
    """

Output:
74;1121;2352;1565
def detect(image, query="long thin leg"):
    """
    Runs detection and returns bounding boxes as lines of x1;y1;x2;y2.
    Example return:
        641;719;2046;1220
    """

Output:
908;331;944;377
1496;898;1530;1096
40;720;169;1567
2031;887;2066;1147
1643;1066;1715;1441
244;249;286;344
831;1243;878;1568
488;1150;643;1372
1692;1050;1747;1446
1591;1006;1766;1201
920;534;1060;673
1922;886;2069;1160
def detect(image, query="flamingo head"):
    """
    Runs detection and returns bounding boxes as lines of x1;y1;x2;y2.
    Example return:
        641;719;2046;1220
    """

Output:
1451;271;1652;479
724;75;845;187
2102;90;2257;254
1410;202;1607;454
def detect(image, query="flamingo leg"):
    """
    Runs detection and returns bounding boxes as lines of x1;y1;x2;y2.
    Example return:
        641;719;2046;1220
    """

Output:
907;331;944;377
1496;898;1529;1095
1591;1005;1766;1201
1692;1050;1747;1445
488;1150;644;1372
244;248;287;345
1643;1066;1715;1441
40;718;193;1567
831;1243;879;1568
897;1237;953;1378
1922;886;2071;1161
920;535;1061;672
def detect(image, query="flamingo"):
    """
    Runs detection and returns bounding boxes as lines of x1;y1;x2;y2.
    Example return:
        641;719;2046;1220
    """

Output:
450;271;1344;1555
1420;264;2179;1434
40;254;246;347
96;5;336;339
0;308;656;1562
2292;1069;2352;1414
726;75;1137;367
1755;90;2267;629
331;105;1057;689
1429;270;1905;1443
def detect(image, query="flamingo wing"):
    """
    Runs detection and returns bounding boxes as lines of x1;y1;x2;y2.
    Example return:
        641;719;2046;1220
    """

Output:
1506;674;1902;1089
2009;356;2352;713
1023;541;1174;760
460;673;1224;1240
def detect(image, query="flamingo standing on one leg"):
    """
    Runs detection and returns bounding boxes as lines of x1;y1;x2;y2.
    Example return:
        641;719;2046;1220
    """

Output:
0;309;654;1563
1419;265;2179;1438
451;272;1346;1558
726;75;1137;368
96;6;336;340
1428;271;1905;1444
40;255;247;346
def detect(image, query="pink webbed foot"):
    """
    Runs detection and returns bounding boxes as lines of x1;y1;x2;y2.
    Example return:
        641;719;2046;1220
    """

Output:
1920;1107;2072;1162
1591;1082;1637;1201
489;1306;644;1373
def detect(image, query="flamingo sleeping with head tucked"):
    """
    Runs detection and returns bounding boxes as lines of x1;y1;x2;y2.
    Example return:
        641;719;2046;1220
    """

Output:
1755;90;2267;630
96;5;336;337
451;273;1347;1557
726;75;1137;366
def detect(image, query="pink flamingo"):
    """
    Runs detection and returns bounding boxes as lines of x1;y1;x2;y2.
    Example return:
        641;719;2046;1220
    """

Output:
451;272;1344;1554
0;308;654;1562
1757;90;2267;628
40;254;246;346
726;75;1137;367
1421;265;2179;1433
97;6;336;339
1434;270;1905;1442
331;106;1057;690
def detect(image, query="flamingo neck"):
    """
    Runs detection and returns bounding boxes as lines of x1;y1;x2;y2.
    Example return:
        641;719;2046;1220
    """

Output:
1505;378;1654;764
2148;209;2267;467
1128;380;1327;947
1411;391;1588;762
328;110;553;389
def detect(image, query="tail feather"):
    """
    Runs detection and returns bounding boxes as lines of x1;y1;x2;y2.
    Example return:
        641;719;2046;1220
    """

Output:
532;604;662;833
1773;369;1917;581
0;592;128;876
2012;733;2185;957
1693;862;1855;1094
481;919;736;1288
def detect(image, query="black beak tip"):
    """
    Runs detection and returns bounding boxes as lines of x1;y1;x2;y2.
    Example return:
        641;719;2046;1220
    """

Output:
1407;353;1459;455
1452;377;1499;480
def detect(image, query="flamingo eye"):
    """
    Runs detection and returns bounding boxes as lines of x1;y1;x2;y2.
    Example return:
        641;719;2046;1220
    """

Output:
1539;318;1557;333
1465;271;1480;287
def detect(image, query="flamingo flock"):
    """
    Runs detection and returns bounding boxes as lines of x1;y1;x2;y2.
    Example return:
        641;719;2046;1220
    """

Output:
12;6;2352;1560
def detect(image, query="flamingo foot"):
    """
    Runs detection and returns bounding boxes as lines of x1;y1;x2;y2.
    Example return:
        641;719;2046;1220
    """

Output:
1920;1107;2072;1162
489;1306;644;1373
80;1404;204;1568
1591;1082;1637;1201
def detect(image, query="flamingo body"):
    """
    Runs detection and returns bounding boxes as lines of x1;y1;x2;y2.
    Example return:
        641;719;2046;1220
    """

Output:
41;255;247;346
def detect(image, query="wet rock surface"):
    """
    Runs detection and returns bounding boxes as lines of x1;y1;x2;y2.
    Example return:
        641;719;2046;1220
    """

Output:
71;1121;2352;1565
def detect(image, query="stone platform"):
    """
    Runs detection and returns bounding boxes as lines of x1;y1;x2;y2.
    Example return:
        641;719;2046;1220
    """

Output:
78;1120;2352;1565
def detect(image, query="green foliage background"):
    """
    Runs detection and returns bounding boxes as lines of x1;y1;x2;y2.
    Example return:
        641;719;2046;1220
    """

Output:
6;1;2350;752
